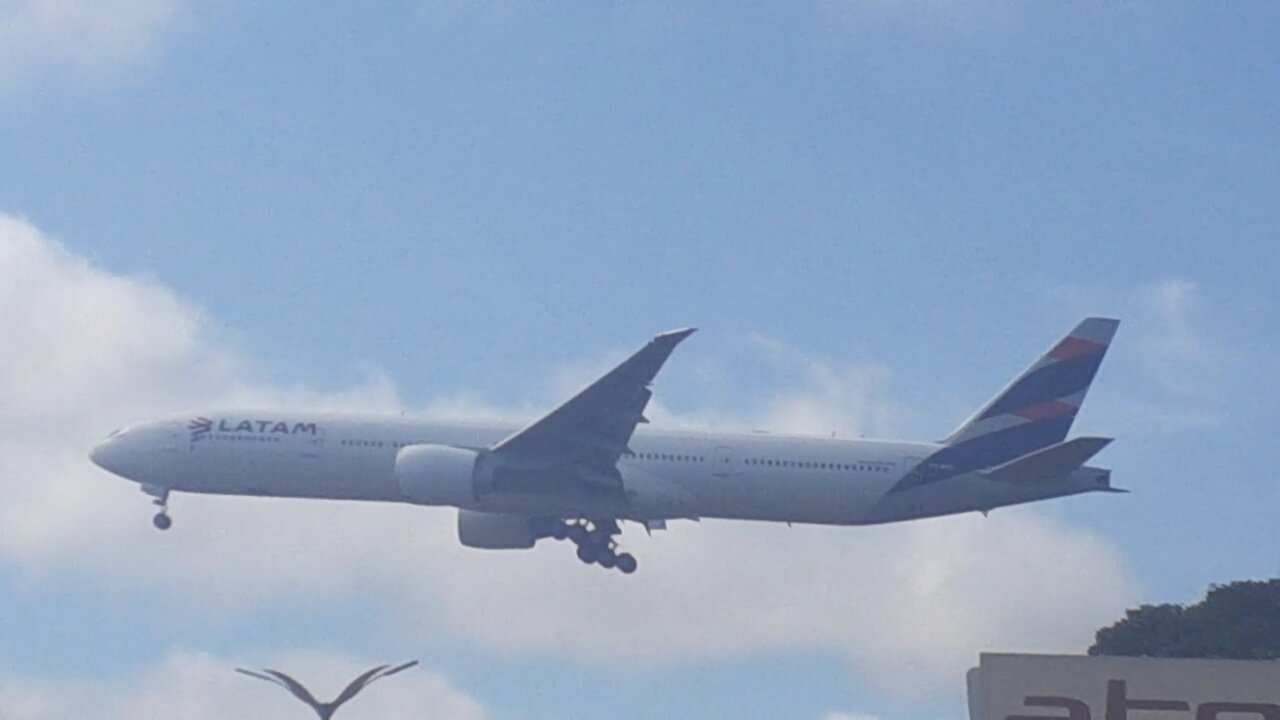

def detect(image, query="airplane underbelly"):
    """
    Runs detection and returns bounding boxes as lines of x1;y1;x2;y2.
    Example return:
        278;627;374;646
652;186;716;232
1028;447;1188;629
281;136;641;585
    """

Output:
861;473;1092;523
690;473;888;525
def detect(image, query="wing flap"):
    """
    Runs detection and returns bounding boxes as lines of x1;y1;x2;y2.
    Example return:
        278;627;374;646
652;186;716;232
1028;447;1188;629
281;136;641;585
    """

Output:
982;436;1112;484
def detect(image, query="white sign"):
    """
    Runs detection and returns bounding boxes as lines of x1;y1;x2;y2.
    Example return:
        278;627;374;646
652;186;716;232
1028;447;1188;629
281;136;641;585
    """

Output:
968;653;1280;720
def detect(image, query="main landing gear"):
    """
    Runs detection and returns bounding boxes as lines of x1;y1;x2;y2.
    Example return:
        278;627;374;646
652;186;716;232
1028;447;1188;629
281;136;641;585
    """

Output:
142;483;172;531
550;519;638;574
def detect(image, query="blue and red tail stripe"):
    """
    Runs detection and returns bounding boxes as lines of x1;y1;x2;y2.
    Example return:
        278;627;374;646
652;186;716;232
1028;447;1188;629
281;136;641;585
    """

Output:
890;317;1118;494
1049;335;1108;361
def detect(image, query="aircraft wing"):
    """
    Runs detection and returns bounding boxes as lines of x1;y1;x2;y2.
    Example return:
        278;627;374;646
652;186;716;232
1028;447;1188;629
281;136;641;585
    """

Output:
490;328;695;479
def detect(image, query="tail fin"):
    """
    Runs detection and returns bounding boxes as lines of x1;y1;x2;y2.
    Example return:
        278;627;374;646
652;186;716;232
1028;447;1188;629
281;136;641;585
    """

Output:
940;317;1119;469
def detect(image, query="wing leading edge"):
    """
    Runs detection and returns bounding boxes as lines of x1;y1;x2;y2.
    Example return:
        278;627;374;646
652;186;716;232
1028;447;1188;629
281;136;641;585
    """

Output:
490;328;696;476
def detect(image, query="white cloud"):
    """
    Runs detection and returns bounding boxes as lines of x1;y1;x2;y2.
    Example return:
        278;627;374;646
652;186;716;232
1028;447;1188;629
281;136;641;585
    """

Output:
1053;278;1226;435
393;508;1129;694
0;649;487;720
0;212;1135;699
1106;279;1226;433
0;0;179;91
823;713;880;720
744;332;908;438
1131;279;1220;397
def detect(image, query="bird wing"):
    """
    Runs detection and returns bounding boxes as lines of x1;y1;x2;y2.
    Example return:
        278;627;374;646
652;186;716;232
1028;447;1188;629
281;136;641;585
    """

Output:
330;664;392;708
260;669;324;709
381;660;420;677
235;668;278;684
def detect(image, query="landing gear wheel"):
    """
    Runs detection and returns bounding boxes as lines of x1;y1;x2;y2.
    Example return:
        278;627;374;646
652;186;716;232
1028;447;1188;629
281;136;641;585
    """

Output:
615;553;638;574
565;519;638;573
595;547;617;569
142;484;172;531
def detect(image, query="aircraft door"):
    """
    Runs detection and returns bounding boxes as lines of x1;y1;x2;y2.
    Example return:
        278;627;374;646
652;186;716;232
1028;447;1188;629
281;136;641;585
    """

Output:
713;446;734;477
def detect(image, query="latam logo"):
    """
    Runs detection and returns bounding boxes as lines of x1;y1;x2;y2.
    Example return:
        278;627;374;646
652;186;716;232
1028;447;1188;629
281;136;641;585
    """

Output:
189;417;319;443
1007;680;1280;720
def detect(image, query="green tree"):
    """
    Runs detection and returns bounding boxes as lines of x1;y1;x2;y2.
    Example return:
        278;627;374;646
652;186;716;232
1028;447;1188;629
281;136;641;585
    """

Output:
1089;579;1280;659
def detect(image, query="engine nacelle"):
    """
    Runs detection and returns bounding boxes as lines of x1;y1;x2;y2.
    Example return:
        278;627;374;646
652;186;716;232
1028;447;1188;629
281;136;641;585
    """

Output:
395;444;482;506
457;510;538;549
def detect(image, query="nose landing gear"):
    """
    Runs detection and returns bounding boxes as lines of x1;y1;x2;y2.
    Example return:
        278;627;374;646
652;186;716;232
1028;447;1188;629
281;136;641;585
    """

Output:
142;484;172;531
552;519;638;574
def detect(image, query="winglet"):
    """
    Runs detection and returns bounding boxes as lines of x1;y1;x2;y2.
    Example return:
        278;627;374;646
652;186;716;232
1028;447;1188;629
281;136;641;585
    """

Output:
655;327;697;344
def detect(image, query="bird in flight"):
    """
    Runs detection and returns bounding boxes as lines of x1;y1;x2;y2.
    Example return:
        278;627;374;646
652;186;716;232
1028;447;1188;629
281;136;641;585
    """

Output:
235;661;420;719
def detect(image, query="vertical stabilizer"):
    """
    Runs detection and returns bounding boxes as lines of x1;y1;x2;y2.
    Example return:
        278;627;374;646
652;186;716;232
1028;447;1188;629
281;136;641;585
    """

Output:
942;317;1119;464
890;318;1119;495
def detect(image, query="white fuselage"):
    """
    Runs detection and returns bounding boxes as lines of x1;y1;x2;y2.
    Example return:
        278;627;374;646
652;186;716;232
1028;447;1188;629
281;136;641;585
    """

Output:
91;411;1108;526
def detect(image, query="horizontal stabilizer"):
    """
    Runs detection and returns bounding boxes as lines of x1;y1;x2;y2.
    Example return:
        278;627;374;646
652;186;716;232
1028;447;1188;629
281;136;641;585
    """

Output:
982;436;1112;484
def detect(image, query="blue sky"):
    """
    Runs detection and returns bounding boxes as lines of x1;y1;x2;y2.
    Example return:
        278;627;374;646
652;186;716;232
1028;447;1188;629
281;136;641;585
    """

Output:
1;2;1278;719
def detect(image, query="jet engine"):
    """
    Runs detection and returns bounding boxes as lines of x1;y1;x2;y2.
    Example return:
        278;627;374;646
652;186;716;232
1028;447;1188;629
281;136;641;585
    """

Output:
457;510;539;549
395;444;485;506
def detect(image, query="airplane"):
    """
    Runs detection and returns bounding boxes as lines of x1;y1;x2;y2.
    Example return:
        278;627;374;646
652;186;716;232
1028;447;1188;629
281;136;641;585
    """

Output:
90;318;1124;575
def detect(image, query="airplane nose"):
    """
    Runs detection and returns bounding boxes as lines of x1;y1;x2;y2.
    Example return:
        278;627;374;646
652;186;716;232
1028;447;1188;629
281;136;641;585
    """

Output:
90;437;122;475
90;439;107;467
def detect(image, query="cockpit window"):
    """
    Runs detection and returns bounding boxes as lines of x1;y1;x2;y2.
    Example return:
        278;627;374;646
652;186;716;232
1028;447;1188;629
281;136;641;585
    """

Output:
108;427;125;438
